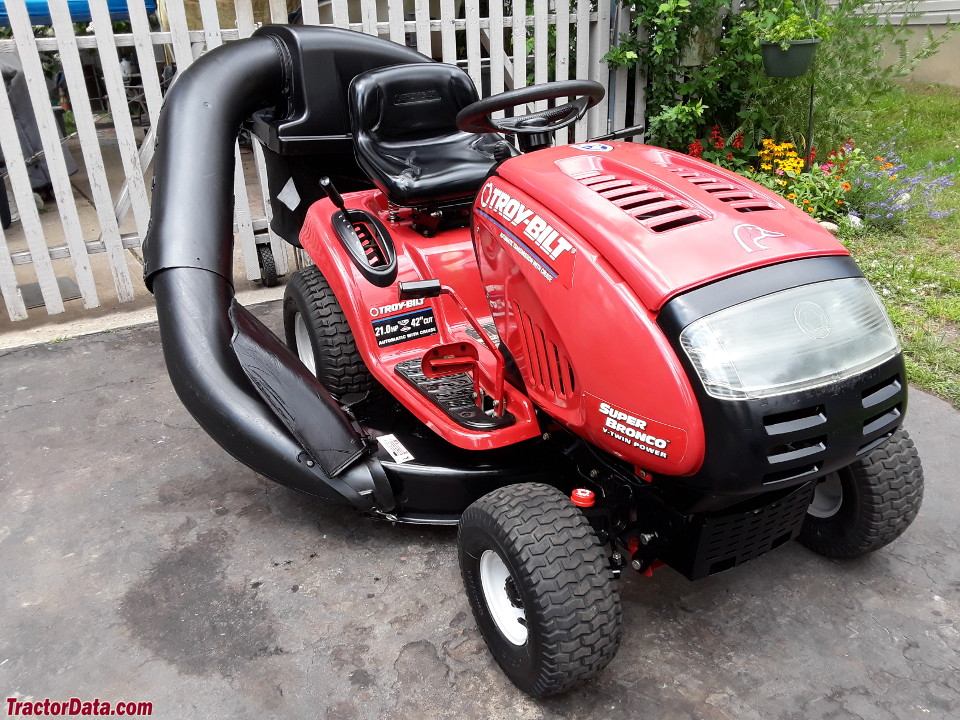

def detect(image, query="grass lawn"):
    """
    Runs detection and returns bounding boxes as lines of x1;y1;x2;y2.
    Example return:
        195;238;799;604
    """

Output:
838;82;960;408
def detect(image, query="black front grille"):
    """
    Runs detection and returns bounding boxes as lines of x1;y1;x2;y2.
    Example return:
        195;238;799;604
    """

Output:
761;404;829;485
666;482;815;580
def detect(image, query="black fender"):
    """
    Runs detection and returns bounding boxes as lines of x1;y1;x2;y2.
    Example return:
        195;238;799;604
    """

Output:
143;31;393;510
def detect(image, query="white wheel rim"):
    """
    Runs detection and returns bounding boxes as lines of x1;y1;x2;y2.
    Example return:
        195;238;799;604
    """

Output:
293;313;316;376
479;550;527;646
809;472;843;518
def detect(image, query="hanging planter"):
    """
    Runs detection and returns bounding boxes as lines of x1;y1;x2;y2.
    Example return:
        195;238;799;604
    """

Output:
760;38;821;78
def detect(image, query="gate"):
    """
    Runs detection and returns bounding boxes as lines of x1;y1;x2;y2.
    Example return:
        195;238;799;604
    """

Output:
0;0;625;323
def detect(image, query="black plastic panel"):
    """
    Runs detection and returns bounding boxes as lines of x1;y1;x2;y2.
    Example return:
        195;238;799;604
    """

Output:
657;258;908;499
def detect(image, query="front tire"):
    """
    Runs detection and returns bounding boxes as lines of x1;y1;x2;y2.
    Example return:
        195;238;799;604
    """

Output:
282;267;376;400
798;428;923;558
458;483;622;697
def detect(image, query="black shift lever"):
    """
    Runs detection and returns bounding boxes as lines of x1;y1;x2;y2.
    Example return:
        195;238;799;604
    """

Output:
319;176;346;212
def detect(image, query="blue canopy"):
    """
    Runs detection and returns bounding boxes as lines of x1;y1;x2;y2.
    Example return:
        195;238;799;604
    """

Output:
0;1;157;27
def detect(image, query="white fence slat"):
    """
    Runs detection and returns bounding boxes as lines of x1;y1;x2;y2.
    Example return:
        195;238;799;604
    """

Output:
387;0;406;44
555;0;571;83
233;145;260;280
88;1;152;244
587;0;611;138
440;0;457;63
486;0;506;95
127;0;165;123
414;0;433;57
198;0;224;48
555;0;572;144
0;227;29;321
360;0;379;36
574;0;591;141
109;125;155;234
512;5;528;91
300;0;322;26
332;0;350;29
7;0;98;309
0;88;64;314
268;0;289;24
235;0;257;37
611;4;630;132
49;0;135;302
161;0;194;71
534;0;549;107
465;0;482;92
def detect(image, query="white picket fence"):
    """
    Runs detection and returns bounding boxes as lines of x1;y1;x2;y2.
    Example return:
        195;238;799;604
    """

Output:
0;0;637;323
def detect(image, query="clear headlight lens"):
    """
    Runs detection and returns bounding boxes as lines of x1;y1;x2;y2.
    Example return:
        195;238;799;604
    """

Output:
680;278;899;400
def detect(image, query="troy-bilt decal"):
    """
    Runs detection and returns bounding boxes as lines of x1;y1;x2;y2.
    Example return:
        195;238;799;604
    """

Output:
733;223;784;253
480;217;558;283
478;183;575;262
598;401;670;459
372;307;437;347
476;181;577;286
370;298;425;318
571;143;613;152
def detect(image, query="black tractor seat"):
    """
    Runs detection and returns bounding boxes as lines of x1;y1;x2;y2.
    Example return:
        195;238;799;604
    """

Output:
348;63;512;209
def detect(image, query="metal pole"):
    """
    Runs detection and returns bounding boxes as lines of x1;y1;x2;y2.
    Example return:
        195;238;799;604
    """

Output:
804;79;815;171
803;0;819;172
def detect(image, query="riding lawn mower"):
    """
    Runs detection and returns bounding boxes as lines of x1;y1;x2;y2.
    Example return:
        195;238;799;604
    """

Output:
144;25;924;696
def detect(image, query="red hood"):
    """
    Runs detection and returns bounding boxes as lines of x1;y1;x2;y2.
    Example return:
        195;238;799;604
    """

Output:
496;142;849;311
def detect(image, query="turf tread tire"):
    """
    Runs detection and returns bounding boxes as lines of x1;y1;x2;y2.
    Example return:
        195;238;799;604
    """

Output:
458;483;622;697
283;266;375;399
798;428;923;558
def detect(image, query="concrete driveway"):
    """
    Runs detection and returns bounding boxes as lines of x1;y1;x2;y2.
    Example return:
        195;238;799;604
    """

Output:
1;300;958;719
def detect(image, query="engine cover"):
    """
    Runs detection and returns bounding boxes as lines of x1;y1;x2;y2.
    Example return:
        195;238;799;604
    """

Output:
473;142;851;476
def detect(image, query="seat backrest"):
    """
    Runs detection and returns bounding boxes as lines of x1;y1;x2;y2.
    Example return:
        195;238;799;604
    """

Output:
351;63;479;144
349;64;502;207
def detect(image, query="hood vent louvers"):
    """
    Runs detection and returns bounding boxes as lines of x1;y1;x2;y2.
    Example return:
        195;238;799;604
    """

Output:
669;169;781;214
573;171;708;233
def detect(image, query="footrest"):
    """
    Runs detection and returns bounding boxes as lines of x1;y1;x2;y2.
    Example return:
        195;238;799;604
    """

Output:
395;359;514;430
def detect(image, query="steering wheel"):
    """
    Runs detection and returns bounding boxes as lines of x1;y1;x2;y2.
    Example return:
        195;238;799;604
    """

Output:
456;80;605;135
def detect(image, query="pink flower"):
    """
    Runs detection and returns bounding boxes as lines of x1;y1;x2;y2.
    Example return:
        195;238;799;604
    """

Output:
775;168;785;176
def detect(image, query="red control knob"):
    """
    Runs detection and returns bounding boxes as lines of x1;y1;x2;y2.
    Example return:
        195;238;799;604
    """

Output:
570;488;595;508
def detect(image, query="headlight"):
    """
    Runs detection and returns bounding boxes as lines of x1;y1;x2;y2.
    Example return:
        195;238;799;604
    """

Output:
680;278;899;400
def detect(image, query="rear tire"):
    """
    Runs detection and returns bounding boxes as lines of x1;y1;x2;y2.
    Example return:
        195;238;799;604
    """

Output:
458;483;622;697
282;266;376;400
798;428;923;558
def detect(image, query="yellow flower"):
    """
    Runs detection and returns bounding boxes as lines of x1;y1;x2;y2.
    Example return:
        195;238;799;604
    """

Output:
777;180;787;186
787;193;797;199
761;163;772;171
802;199;810;204
889;174;897;180
805;206;814;213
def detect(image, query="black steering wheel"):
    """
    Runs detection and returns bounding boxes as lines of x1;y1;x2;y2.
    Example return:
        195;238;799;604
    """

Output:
456;80;605;135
